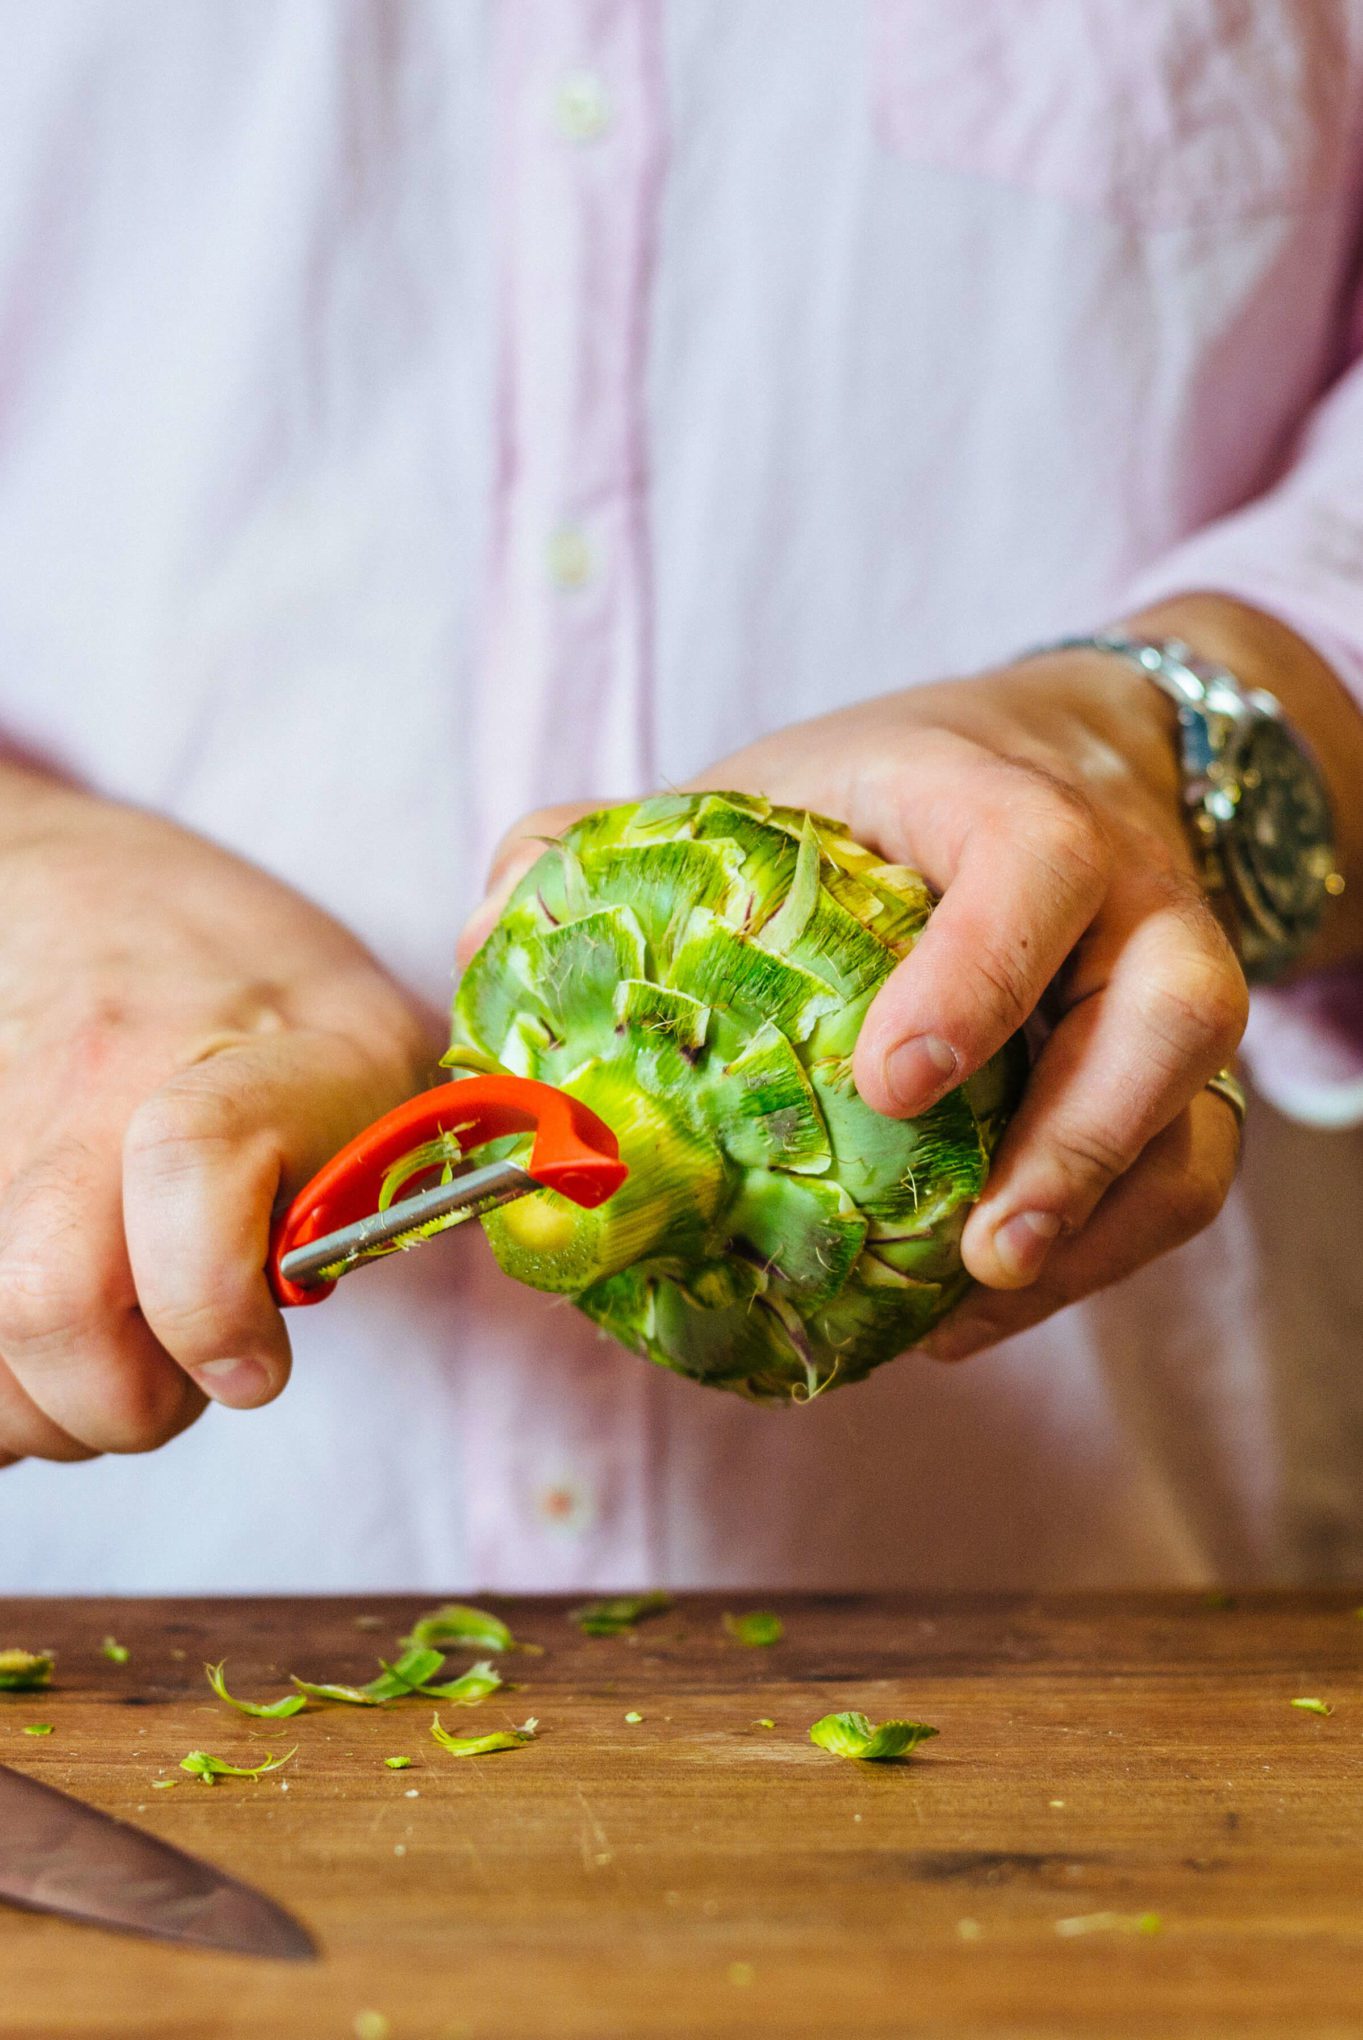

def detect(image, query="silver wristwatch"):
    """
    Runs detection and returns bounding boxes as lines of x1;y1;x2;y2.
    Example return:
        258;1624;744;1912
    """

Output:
1038;632;1340;982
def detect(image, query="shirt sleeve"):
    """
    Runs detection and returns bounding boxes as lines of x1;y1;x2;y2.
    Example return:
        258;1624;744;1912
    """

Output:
1118;324;1363;1132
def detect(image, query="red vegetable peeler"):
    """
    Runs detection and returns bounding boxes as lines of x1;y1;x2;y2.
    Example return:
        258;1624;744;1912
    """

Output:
267;1072;627;1308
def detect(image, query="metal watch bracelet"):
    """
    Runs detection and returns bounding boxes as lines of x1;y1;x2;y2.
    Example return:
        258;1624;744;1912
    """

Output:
1028;631;1341;981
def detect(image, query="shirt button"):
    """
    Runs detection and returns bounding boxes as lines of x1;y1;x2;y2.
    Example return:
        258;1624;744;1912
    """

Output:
547;523;596;589
533;1475;595;1536
554;71;613;143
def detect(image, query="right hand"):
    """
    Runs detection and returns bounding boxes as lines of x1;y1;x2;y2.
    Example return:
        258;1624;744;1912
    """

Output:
0;765;442;1468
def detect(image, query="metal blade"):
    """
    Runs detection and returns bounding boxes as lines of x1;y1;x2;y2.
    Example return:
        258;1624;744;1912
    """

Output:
278;1155;533;1290
0;1763;316;1961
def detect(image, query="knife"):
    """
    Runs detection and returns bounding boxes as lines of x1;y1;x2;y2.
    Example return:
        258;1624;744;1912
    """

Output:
0;1762;316;1960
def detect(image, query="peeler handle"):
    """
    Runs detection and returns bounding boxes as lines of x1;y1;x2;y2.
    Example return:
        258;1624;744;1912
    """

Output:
267;1073;627;1308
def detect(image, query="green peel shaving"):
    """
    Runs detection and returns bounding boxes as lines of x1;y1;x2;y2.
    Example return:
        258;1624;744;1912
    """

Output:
570;1593;672;1637
809;1711;938;1762
402;1604;521;1654
0;1650;53;1693
723;1611;783;1647
179;1747;297;1786
206;1661;308;1719
429;1712;538;1758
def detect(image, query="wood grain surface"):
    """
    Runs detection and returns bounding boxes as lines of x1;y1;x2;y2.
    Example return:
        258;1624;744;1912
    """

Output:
2;1592;1363;2039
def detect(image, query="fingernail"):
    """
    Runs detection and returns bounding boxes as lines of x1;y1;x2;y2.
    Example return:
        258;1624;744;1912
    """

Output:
992;1210;1062;1285
195;1356;269;1407
883;1034;958;1113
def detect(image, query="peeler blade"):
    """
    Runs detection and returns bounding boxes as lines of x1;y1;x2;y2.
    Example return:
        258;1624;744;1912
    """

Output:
277;1158;534;1291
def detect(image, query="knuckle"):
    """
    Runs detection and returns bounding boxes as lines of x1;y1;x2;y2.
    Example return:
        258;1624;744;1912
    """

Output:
1164;1157;1230;1242
0;1243;106;1353
98;1370;198;1456
1044;1118;1131;1205
1204;977;1250;1060
123;1079;243;1174
145;1285;245;1354
968;940;1039;1033
1007;768;1112;899
1140;959;1248;1068
0;1371;102;1462
1141;870;1251;1055
0;1243;188;1452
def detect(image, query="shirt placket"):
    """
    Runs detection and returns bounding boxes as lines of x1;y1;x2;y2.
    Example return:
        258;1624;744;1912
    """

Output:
463;0;665;1591
477;0;662;857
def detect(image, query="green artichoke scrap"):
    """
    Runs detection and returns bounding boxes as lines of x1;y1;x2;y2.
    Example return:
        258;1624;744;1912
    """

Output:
451;793;1024;1401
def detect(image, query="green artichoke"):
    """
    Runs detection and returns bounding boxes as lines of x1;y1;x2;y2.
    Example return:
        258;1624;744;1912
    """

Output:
451;793;1023;1400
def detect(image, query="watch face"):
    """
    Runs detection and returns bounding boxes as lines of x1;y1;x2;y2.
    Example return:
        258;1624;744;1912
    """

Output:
1225;720;1334;937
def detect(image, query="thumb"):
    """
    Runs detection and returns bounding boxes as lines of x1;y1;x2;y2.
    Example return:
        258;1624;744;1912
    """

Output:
122;1028;421;1407
457;800;607;968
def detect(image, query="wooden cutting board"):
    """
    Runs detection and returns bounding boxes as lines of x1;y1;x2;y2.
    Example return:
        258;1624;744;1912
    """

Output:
2;1591;1362;2039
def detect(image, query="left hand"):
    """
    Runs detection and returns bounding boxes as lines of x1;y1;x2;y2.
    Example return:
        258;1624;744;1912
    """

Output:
458;642;1249;1361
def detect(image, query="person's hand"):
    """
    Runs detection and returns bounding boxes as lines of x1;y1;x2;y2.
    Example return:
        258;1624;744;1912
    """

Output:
460;622;1257;1362
0;766;440;1467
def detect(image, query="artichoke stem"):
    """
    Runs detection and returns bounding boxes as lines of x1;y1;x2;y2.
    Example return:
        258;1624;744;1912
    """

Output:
484;1087;724;1295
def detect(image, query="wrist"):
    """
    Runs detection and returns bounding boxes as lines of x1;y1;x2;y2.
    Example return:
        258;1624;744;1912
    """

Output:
1013;613;1344;980
1115;595;1363;974
1004;644;1190;867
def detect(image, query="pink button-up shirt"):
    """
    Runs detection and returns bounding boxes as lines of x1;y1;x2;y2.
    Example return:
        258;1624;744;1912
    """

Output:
2;2;1363;1594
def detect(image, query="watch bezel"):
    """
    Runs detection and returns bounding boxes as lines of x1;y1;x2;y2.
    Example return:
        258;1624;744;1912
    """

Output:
1219;712;1336;956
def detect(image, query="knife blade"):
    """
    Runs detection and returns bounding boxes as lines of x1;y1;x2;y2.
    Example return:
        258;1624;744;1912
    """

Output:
276;1154;533;1290
0;1762;316;1960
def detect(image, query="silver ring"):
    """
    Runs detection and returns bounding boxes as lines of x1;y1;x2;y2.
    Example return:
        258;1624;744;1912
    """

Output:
1204;1065;1247;1130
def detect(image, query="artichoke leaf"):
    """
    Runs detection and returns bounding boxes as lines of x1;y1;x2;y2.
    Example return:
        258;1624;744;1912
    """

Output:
528;907;648;1040
726;1172;867;1307
666;919;840;1043
613;977;711;1054
710;1019;831;1174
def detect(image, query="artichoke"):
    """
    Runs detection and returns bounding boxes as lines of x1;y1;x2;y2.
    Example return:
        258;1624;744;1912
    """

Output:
451;793;1023;1401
